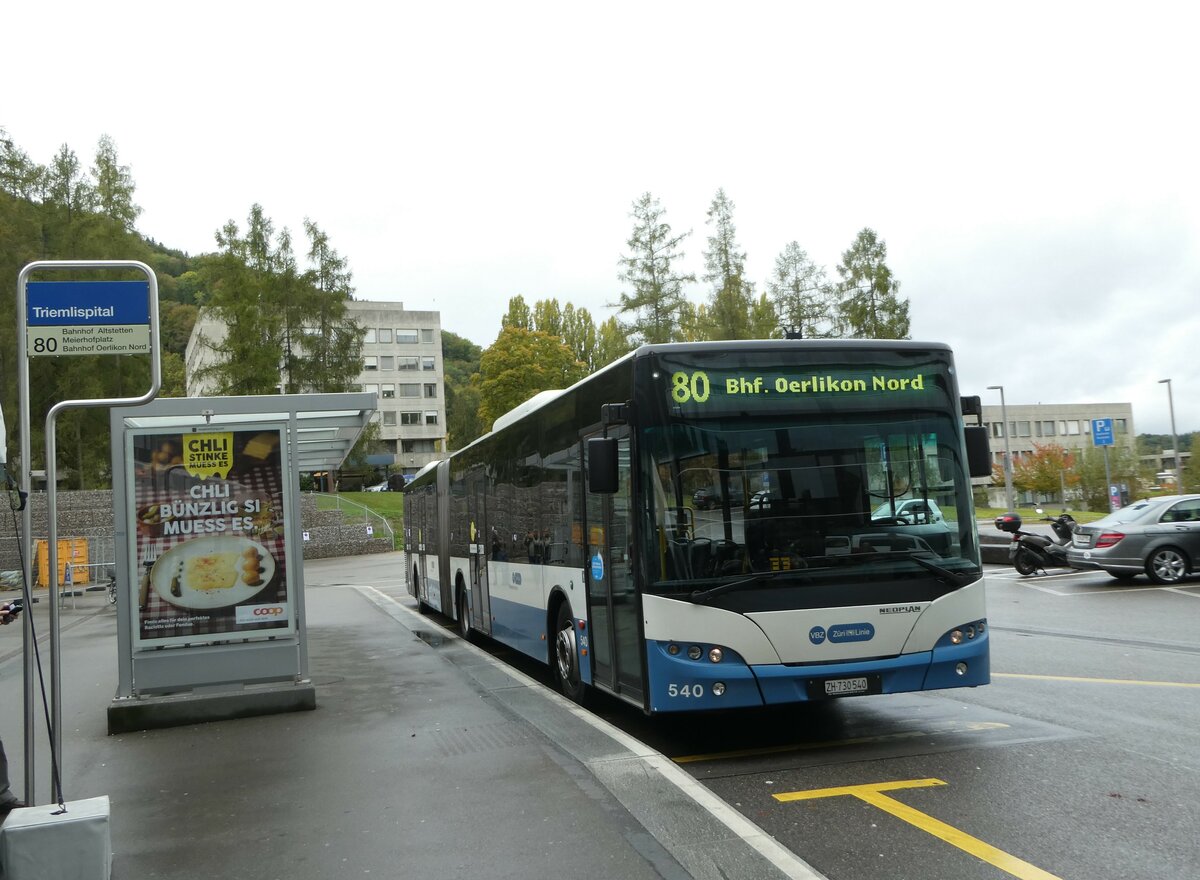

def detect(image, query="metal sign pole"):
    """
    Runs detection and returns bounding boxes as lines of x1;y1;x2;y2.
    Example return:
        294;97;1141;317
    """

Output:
17;259;160;803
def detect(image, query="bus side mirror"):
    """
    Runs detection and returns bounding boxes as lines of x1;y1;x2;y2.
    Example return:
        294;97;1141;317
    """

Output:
964;426;991;478
587;437;619;493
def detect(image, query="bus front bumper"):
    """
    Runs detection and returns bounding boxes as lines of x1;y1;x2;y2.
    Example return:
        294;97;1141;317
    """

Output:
645;632;990;713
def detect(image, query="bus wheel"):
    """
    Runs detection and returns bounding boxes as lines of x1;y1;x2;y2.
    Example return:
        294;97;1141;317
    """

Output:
554;603;586;704
414;567;430;614
457;588;472;639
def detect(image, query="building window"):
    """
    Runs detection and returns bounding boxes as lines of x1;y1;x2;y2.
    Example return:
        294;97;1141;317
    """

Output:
396;329;419;344
381;384;395;399
422;356;435;371
398;356;419;370
398;384;420;397
378;328;393;344
382;411;397;426
1017;421;1031;438
380;355;394;370
421;329;434;344
1068;421;1080;435
363;356;378;371
364;328;377;344
1042;421;1055;437
400;412;421;425
424;383;437;399
363;383;379;396
424;410;438;425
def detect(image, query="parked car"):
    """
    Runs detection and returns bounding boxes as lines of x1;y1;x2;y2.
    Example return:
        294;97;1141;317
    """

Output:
692;484;745;510
1068;494;1200;583
364;482;390;492
871;498;944;524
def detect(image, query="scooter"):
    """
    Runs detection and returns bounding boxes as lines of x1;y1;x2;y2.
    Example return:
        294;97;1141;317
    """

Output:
994;511;1077;576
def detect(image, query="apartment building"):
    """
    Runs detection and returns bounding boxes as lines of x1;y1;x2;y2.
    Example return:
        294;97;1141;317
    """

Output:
185;300;447;476
977;401;1136;505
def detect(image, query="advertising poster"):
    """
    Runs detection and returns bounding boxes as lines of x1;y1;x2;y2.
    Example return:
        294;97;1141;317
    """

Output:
130;426;293;648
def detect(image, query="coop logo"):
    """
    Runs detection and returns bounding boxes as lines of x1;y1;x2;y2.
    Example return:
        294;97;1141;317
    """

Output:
236;603;289;624
809;626;827;645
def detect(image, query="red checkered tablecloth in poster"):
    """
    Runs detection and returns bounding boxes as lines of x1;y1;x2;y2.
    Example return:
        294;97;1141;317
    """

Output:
133;430;290;644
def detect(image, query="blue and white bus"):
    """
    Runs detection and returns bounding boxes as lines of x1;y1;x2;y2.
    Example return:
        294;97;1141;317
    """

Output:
403;340;993;712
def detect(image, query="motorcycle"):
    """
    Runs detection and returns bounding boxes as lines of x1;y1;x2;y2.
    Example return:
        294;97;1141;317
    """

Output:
994;510;1077;576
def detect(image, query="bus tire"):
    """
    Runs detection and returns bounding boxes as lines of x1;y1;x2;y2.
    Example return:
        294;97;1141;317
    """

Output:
457;586;472;640
414;566;430;614
554;602;587;704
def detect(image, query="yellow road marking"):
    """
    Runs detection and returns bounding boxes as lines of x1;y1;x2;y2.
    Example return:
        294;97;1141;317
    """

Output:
775;778;1062;880
995;672;1200;688
672;721;1008;764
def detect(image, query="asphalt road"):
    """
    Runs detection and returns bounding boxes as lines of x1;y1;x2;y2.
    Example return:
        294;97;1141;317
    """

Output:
584;563;1200;880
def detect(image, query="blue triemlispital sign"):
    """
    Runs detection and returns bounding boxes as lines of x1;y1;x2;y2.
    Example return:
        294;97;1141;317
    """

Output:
26;280;151;357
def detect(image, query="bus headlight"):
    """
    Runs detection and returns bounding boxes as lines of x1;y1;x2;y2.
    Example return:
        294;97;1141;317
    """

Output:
668;643;680;655
712;682;726;696
955;663;968;676
708;647;723;663
950;630;964;645
687;645;703;660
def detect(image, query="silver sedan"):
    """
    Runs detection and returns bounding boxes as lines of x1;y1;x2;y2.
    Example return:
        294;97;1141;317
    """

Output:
1068;494;1200;584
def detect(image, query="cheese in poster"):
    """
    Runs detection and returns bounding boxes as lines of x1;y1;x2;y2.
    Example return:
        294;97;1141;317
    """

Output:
131;428;291;647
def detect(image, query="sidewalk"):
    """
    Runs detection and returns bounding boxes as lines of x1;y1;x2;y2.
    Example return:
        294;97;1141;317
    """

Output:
0;553;822;880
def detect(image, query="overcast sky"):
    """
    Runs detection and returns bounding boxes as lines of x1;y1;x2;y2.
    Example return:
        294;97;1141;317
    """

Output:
5;2;1197;436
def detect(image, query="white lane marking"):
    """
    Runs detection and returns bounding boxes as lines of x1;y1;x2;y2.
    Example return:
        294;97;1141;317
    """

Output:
1165;587;1200;598
350;584;828;880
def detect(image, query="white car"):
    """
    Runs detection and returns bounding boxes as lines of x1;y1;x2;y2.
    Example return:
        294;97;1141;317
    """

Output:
364;483;389;492
871;498;944;524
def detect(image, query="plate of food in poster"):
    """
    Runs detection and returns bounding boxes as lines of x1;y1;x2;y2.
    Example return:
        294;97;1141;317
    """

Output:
150;535;276;610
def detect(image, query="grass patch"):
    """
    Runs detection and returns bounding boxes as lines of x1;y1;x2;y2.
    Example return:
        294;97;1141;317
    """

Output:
975;506;1106;525
313;491;405;536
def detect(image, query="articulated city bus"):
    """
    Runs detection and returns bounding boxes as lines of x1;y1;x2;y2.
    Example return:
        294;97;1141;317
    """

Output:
403;340;993;712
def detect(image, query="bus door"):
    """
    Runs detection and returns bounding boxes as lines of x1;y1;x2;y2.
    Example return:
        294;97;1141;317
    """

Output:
466;470;492;636
583;429;644;703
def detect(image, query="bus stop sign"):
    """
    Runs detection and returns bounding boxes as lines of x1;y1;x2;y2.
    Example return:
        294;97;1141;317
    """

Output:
26;280;152;357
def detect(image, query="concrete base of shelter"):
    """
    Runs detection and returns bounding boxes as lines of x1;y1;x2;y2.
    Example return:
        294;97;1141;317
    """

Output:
106;681;316;734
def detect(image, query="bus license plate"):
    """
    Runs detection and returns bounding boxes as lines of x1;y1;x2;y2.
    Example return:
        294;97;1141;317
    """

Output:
824;677;869;696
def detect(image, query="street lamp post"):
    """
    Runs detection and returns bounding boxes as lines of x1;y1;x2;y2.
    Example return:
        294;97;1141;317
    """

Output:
987;385;1015;511
1159;378;1181;491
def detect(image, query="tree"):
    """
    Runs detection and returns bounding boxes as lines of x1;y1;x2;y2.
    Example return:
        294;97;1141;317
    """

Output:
834;228;910;339
702;188;754;340
560;303;599;372
767;242;835;338
442;330;484;449
615;192;693;344
1012;443;1079;501
500;295;532;330
297;219;362;393
594;316;635;369
532;298;564;338
195;207;362;396
90;134;140;231
1075;445;1140;512
477;326;587;427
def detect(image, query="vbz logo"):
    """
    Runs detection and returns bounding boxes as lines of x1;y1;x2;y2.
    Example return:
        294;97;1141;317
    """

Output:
809;626;827;645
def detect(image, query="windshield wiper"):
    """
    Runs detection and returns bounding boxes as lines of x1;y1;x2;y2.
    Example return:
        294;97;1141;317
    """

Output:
837;550;976;586
689;570;798;603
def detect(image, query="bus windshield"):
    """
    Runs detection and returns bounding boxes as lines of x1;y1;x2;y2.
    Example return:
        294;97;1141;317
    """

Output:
633;348;980;606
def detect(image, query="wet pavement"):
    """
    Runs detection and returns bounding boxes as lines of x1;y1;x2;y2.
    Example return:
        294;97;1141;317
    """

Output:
0;553;823;880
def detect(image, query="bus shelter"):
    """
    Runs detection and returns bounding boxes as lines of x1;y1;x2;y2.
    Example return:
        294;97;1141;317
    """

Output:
106;393;375;733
